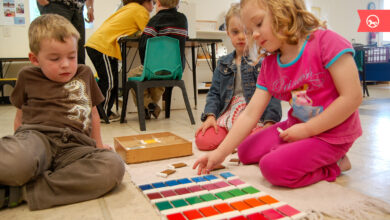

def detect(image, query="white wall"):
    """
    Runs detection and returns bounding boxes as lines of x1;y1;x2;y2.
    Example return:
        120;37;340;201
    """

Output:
307;0;380;44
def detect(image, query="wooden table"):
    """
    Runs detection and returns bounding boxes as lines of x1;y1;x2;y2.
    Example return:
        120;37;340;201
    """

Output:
118;37;223;107
0;57;30;104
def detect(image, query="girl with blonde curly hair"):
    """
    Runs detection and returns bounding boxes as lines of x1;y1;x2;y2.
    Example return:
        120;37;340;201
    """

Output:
194;0;362;188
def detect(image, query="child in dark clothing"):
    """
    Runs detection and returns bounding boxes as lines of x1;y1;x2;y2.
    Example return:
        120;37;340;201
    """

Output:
129;0;188;119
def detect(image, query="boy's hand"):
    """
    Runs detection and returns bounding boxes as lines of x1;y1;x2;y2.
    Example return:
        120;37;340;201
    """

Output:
97;144;113;150
279;123;312;142
192;149;227;175
195;115;218;136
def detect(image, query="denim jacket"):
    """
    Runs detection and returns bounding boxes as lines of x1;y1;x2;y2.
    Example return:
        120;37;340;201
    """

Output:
201;51;282;123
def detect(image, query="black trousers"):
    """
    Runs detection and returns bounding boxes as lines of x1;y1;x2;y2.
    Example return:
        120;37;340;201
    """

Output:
37;2;86;64
86;47;118;116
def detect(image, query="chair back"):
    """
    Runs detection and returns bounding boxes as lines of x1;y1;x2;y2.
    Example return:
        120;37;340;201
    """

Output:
354;49;364;72
129;36;183;81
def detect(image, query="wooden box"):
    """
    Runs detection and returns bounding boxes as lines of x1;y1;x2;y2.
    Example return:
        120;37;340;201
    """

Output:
114;132;193;164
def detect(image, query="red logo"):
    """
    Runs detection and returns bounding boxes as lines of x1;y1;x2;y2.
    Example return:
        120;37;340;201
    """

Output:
358;10;390;32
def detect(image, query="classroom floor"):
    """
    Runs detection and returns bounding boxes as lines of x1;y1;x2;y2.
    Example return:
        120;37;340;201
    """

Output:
0;84;389;219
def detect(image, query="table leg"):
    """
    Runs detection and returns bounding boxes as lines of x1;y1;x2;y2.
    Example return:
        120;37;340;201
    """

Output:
191;46;197;108
0;61;3;97
362;64;369;97
211;43;216;71
121;42;127;97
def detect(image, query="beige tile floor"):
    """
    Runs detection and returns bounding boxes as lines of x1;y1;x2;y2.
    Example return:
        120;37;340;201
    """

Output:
0;84;389;219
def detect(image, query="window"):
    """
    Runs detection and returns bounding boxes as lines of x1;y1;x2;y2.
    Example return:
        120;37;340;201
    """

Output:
29;0;93;29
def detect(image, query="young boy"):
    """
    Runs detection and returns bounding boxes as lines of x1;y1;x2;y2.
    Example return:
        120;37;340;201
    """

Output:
0;14;125;210
129;0;188;119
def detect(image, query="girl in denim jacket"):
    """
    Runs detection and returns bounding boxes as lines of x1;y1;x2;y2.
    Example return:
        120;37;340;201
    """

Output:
195;4;282;151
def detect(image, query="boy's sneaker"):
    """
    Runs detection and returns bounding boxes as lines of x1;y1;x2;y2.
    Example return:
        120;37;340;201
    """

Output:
107;113;120;122
0;185;24;209
128;65;144;78
148;103;161;119
144;108;151;120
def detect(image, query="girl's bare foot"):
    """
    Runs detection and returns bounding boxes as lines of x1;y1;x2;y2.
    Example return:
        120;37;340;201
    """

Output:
338;155;352;172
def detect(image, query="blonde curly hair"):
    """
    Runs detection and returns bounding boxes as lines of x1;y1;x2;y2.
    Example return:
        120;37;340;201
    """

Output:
240;0;326;46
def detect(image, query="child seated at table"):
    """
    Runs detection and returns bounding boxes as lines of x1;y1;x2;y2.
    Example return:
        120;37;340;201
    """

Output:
86;0;154;122
128;0;188;119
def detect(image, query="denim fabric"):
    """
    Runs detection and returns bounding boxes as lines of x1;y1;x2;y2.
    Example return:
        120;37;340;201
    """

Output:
201;51;282;123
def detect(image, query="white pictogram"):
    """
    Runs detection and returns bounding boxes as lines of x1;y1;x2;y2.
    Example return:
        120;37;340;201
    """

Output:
366;14;379;28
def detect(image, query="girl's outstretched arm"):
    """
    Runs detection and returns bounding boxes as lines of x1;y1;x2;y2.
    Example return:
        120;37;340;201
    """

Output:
193;89;271;174
280;53;362;142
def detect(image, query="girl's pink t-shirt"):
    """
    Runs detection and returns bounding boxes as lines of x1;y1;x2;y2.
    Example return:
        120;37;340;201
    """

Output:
257;29;362;144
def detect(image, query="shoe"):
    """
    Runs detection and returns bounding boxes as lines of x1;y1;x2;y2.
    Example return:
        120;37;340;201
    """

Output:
144;108;151;120
0;185;24;209
128;65;144;78
108;113;120;122
148;103;161;119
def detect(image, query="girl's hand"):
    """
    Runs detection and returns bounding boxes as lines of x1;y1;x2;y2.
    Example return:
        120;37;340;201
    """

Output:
279;123;312;142
195;115;218;136
192;149;227;175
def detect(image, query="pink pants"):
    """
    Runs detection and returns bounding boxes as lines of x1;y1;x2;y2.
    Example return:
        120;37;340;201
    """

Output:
237;121;353;188
195;126;263;151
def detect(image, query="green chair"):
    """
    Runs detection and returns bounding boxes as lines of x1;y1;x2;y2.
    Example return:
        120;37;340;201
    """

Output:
130;36;183;81
120;36;195;131
353;46;369;97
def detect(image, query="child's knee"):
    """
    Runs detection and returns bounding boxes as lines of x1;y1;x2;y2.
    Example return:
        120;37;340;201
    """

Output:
195;127;227;151
0;156;35;185
259;156;292;187
237;147;251;164
96;151;125;188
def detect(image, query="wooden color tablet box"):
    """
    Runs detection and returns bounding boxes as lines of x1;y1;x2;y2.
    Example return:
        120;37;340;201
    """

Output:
114;132;193;164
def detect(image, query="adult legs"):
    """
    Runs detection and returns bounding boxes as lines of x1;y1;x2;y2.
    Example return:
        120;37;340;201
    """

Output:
37;2;85;64
71;6;85;64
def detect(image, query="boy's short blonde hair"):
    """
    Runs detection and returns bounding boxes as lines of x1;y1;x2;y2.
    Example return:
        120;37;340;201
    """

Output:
159;0;179;8
28;14;80;55
225;3;240;31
